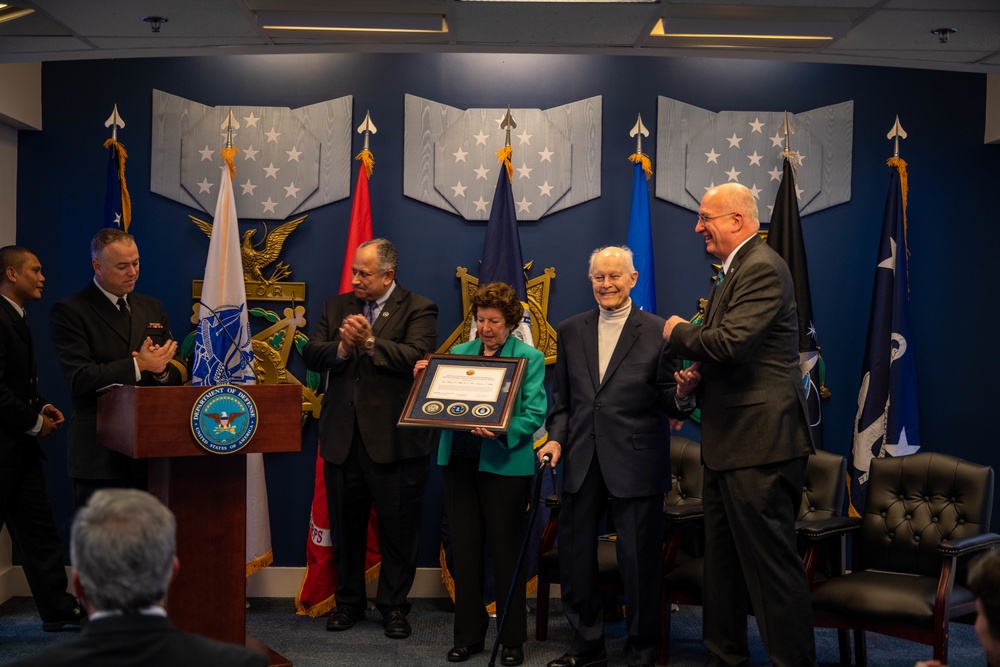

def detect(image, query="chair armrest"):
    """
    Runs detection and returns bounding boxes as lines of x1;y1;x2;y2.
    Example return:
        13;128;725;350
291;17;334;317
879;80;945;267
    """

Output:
663;500;704;523
797;516;861;540
938;532;1000;557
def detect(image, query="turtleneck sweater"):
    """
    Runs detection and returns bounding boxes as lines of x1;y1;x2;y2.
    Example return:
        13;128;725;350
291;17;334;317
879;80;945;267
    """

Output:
598;299;631;383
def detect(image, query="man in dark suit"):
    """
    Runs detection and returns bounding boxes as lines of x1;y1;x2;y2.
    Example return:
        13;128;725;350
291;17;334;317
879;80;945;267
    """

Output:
664;183;817;667
50;228;183;508
303;238;437;639
10;488;267;667
0;246;83;632
537;246;698;667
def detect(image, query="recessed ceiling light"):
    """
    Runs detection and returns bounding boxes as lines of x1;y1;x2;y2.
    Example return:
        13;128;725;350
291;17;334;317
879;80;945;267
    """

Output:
651;18;842;44
0;4;33;24
258;11;447;34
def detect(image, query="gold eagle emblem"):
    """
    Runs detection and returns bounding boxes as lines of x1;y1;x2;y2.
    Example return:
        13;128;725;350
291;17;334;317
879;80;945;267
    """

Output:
190;214;306;286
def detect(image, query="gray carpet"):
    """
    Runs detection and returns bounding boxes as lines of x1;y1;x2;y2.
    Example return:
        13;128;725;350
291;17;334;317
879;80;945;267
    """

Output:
0;596;985;666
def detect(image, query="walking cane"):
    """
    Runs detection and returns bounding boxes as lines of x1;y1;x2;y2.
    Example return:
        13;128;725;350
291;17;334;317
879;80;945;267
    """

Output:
488;453;559;667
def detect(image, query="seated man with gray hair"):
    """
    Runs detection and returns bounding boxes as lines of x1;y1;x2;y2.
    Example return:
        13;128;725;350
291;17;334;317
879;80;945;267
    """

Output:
11;489;266;667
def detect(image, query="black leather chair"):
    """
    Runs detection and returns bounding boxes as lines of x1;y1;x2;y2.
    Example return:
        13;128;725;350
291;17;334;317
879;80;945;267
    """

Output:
662;449;847;665
534;435;704;660
805;452;1000;665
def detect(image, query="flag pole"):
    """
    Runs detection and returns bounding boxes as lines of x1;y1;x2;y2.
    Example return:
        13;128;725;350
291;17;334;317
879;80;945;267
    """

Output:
628;113;651;179
356;110;377;178
887;115;907;160
103;104;131;232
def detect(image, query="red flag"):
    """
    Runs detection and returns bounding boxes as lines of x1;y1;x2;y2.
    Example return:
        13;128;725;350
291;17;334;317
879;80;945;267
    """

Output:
339;161;373;294
296;158;381;617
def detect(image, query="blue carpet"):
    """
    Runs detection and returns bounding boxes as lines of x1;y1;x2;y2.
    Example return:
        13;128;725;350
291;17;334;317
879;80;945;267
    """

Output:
0;596;985;666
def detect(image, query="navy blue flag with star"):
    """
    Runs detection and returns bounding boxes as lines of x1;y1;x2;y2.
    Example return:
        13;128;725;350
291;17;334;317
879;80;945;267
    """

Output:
103;139;130;231
848;158;921;516
480;164;527;302
766;156;825;449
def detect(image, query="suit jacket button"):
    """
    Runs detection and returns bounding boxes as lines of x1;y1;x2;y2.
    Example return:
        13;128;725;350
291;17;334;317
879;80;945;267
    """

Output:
589;433;595;439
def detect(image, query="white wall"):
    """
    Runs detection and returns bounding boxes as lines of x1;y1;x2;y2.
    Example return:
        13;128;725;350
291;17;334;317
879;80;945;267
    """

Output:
0;62;41;601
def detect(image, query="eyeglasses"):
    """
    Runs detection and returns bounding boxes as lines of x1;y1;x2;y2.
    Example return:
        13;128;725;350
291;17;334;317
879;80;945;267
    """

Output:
351;268;384;279
696;211;736;223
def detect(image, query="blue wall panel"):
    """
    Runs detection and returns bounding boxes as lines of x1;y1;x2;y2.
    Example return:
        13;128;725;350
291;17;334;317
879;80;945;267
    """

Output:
16;53;1000;568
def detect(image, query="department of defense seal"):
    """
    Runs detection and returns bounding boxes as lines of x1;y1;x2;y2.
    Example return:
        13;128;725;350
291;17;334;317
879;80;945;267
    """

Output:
191;385;259;454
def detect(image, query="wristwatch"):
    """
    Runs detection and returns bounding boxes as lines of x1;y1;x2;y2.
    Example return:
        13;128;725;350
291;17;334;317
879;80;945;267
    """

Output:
363;335;376;352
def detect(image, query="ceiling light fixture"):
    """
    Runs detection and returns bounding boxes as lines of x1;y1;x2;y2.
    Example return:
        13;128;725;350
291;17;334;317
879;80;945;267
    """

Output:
931;28;956;44
651;18;845;45
257;12;447;34
142;16;168;33
460;0;655;3
0;4;34;25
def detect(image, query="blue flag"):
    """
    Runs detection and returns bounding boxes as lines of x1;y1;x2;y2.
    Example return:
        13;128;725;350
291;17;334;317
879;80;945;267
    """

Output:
849;158;921;516
626;160;656;313
480;165;527;301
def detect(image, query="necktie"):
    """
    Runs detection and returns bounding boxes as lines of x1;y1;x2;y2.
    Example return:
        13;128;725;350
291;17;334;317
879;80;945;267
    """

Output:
716;268;726;286
365;301;376;326
117;297;131;325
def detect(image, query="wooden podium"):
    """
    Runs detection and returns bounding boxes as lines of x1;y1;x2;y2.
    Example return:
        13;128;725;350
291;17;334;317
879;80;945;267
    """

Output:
98;384;302;666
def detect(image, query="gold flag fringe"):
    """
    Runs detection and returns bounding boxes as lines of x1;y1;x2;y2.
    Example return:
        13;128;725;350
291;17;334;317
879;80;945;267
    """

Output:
356;149;375;178
294;563;337;618
439;544;457;603
887;156;910;293
628;152;652;180
103;138;132;233
245;549;273;578
221;146;240;180
497;145;513;181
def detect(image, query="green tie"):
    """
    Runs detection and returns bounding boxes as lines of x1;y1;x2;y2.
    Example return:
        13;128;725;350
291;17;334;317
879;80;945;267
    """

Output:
716;268;726;286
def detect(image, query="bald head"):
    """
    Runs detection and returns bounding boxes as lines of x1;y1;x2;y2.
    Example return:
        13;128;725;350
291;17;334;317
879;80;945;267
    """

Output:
696;183;760;260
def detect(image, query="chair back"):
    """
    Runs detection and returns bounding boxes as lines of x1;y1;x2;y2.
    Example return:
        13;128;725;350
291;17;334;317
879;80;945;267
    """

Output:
666;436;703;508
798;449;847;523
861;452;994;577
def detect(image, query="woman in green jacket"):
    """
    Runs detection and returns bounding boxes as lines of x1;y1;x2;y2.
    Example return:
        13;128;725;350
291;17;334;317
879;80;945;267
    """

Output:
415;282;546;666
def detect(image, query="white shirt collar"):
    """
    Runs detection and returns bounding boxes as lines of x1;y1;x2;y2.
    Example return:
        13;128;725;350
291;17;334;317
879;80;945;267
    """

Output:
721;234;757;276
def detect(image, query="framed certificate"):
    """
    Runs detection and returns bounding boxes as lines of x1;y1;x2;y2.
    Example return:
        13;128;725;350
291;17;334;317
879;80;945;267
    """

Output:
398;354;527;433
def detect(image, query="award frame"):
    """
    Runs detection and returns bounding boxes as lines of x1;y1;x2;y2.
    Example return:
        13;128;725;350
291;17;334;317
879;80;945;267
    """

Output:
398;354;527;433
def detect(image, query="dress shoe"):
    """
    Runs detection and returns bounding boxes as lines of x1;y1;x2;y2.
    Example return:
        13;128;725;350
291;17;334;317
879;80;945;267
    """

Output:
501;644;524;666
383;607;411;639
41;606;86;632
547;650;608;667
325;606;364;631
447;641;484;662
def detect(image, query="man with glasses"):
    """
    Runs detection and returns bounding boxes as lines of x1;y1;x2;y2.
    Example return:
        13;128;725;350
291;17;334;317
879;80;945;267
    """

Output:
303;238;437;640
536;246;699;667
663;183;816;667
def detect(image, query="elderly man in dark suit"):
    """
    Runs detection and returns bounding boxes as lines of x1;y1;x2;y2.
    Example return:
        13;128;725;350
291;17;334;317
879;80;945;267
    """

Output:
664;182;816;667
303;238;437;640
537;246;698;667
51;228;183;508
0;246;83;632
10;488;267;667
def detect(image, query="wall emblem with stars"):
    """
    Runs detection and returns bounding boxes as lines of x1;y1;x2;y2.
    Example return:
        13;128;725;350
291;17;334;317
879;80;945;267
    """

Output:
403;94;602;221
655;97;853;223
